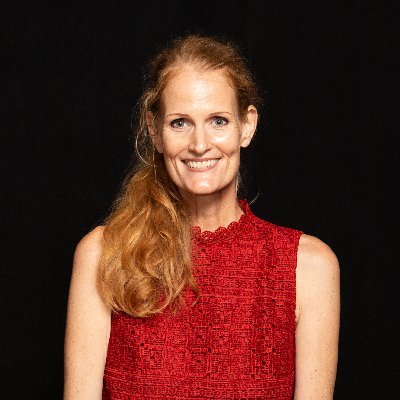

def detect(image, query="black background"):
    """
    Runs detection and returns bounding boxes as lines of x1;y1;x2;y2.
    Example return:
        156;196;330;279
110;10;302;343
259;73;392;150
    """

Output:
3;1;397;398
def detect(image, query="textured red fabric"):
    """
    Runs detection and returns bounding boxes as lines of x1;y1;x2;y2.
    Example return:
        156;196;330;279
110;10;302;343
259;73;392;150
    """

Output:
103;200;302;399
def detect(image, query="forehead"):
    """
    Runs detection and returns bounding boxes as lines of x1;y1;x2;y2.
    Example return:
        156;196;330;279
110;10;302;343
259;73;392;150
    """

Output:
160;66;238;114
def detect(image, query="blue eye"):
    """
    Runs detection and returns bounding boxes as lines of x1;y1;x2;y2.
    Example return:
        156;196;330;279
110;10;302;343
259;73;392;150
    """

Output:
213;116;228;127
171;118;186;129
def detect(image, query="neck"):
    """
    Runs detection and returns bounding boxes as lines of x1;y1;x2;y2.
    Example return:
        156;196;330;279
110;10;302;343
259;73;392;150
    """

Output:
181;185;244;232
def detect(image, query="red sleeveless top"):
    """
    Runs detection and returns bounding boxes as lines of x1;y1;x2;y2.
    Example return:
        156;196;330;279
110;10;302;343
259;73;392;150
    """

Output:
103;200;302;399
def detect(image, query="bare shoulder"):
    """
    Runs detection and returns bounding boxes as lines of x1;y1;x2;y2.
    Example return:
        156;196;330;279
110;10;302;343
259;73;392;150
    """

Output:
294;234;340;397
69;225;106;287
297;233;339;275
69;225;107;297
75;225;106;255
296;234;340;321
73;225;106;269
65;225;110;398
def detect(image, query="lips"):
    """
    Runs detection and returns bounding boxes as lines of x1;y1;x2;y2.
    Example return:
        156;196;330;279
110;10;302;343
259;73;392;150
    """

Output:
183;158;220;169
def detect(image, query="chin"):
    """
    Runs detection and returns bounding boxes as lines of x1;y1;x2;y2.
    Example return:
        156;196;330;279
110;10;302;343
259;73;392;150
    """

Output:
182;187;217;196
179;181;228;197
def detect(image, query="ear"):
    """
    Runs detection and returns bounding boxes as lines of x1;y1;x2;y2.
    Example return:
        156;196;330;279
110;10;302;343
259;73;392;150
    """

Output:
240;105;258;148
146;111;163;153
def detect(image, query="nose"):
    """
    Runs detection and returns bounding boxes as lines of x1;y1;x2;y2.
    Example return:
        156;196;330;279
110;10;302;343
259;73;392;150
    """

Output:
188;126;211;155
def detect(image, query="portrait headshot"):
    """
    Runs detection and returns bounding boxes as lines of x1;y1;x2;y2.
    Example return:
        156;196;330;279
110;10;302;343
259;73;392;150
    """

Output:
3;1;395;399
64;34;339;399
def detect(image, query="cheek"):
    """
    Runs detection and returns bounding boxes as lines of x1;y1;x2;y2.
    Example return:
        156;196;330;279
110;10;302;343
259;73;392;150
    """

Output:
161;127;243;158
161;140;184;177
161;133;186;158
214;130;242;154
162;154;180;182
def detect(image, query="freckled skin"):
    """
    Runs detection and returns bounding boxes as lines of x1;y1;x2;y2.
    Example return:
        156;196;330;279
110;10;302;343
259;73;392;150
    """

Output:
153;67;253;198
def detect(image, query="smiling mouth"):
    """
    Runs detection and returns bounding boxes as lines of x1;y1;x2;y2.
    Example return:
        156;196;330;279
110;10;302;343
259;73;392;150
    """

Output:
183;158;220;169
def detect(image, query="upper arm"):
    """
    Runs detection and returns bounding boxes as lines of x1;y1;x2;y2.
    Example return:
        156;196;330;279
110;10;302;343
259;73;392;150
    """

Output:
64;226;111;400
294;234;340;400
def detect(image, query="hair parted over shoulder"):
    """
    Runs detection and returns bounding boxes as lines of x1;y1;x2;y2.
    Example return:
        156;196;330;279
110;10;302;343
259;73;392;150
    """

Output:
97;35;262;318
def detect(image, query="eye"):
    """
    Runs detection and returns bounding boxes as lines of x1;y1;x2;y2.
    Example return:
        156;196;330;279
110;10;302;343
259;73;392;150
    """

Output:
212;116;228;127
170;118;187;129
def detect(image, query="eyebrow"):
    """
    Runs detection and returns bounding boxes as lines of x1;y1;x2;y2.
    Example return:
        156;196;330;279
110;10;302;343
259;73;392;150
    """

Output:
165;113;190;118
165;111;234;118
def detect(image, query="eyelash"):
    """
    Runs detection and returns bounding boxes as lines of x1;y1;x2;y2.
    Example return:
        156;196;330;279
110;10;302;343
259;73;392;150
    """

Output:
170;118;187;129
170;116;229;129
212;116;228;127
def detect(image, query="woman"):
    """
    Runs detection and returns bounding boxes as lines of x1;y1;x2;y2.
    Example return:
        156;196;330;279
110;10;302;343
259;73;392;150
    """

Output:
64;35;340;399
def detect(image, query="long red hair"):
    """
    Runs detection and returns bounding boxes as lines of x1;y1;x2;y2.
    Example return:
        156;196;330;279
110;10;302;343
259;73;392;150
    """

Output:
97;35;261;317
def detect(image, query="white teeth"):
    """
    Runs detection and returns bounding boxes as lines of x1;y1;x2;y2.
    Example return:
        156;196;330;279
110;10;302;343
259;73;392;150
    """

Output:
185;159;219;169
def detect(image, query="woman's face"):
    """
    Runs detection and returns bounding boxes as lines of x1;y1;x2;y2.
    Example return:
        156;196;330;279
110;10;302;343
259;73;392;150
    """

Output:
150;66;257;198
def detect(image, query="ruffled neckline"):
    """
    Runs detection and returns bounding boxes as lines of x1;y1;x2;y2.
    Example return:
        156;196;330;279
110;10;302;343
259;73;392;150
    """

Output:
191;199;252;242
